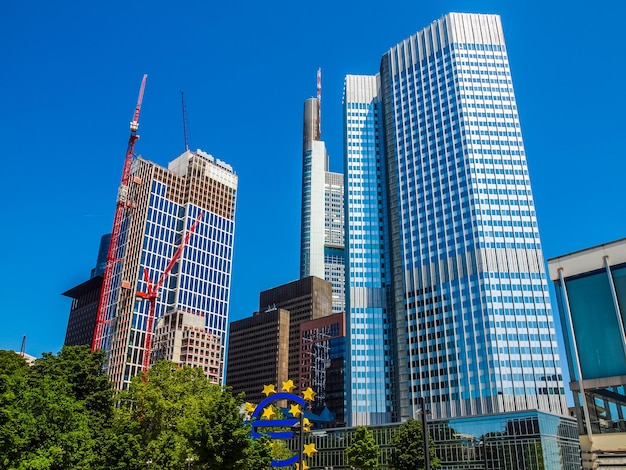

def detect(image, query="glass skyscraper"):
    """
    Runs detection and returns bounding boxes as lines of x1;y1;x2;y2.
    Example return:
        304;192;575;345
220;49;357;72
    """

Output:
344;75;394;425
344;13;567;425
101;149;237;390
301;96;346;312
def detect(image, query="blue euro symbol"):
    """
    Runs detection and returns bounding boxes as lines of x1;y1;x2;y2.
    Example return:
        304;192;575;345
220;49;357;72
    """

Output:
249;392;306;467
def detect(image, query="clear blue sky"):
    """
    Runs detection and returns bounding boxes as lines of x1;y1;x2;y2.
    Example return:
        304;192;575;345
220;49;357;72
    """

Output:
1;0;624;359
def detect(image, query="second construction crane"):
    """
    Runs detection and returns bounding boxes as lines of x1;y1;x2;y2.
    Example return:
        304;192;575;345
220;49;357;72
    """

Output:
136;212;204;371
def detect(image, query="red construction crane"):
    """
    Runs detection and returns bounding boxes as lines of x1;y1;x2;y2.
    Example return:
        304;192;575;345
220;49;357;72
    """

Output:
92;74;148;352
136;212;204;372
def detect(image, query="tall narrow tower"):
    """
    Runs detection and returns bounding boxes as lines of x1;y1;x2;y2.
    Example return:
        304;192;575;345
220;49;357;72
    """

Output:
344;12;567;425
300;72;345;312
101;149;237;389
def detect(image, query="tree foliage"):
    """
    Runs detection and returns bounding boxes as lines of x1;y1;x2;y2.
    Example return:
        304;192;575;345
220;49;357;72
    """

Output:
345;426;380;470
0;346;111;469
0;348;271;470
390;419;440;470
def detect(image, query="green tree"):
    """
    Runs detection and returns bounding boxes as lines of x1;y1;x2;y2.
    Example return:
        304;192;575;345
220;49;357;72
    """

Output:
120;360;272;469
0;346;112;470
346;426;380;470
390;419;440;470
0;350;272;470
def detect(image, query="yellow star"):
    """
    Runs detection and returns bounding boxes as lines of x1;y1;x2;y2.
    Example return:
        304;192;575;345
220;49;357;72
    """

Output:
303;417;312;427
303;443;317;458
295;462;309;470
282;379;296;393
262;384;276;397
244;402;256;414
262;406;275;419
302;387;316;401
289;403;303;417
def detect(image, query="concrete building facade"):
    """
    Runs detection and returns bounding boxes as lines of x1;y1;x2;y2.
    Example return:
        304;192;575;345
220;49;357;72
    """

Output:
154;309;224;383
259;276;333;388
226;307;291;404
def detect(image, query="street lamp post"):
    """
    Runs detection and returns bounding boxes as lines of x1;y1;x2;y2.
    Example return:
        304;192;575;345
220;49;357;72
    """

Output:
185;457;194;469
298;412;304;469
419;396;431;470
292;412;304;469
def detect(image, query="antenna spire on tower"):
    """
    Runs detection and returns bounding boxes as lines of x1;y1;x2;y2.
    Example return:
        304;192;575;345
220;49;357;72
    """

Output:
317;68;322;137
181;90;190;151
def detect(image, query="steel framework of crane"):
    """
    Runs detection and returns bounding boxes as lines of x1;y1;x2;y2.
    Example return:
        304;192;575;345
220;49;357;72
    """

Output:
136;212;204;372
92;75;147;352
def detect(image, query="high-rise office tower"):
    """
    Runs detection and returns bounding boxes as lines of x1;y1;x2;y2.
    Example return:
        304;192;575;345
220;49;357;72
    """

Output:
227;307;291;404
63;234;111;346
343;75;394;425
344;13;567;425
301;86;346;312
259;276;333;389
100;149;237;389
300;312;346;426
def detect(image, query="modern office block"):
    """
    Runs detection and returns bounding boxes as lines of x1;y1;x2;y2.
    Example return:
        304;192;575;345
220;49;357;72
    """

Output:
153;309;224;383
226;307;291;404
99;149;237;390
343;13;567;425
63;276;103;347
259;276;333;389
63;234;111;346
286;410;580;470
548;239;626;467
343;74;394;425
300;312;346;426
301;96;346;312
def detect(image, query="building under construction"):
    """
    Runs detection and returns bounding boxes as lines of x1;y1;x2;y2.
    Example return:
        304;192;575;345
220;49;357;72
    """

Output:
100;149;237;389
87;77;238;390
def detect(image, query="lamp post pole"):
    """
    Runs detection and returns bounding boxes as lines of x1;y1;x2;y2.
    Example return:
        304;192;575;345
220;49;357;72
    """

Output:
419;396;431;470
299;411;304;469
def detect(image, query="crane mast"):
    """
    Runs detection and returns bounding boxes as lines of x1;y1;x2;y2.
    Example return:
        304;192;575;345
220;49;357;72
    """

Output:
137;212;204;372
92;74;148;352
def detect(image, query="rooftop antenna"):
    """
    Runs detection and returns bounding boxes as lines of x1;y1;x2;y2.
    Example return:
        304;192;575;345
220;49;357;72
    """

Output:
20;335;26;357
317;67;322;137
181;90;190;151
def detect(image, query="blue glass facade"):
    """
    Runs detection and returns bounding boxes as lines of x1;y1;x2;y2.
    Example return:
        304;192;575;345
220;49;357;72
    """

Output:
344;13;567;424
301;97;346;312
285;410;581;470
343;75;394;425
549;241;626;443
102;150;237;389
